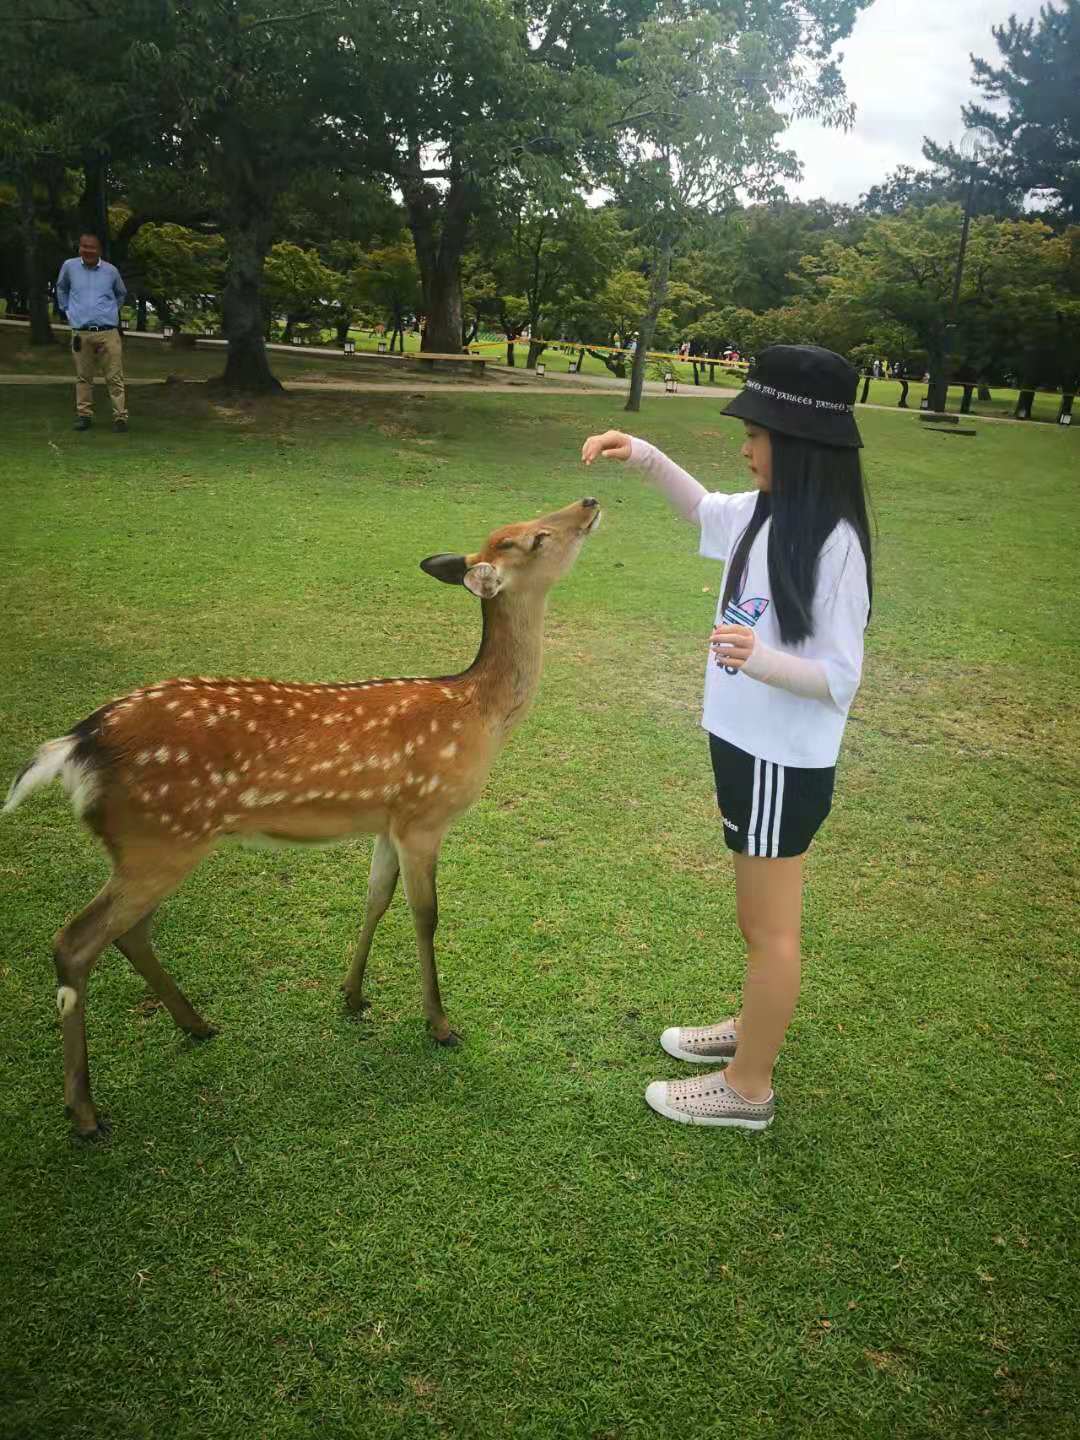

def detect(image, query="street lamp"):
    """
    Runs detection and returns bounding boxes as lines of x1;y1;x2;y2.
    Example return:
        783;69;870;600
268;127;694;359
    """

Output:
926;126;996;414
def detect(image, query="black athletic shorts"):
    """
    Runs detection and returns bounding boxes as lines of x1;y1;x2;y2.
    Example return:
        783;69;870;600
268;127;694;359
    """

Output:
709;733;835;858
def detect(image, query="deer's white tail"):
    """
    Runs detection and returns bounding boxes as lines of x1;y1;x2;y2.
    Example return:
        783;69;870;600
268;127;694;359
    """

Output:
3;736;99;817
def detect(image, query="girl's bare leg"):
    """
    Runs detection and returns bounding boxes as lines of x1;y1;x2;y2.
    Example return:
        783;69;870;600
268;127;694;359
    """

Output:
723;853;804;1103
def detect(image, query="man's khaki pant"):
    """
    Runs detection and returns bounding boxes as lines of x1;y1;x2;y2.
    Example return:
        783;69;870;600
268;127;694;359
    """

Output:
72;329;127;420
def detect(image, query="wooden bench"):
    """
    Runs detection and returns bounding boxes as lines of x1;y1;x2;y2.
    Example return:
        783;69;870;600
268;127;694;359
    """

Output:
402;351;486;377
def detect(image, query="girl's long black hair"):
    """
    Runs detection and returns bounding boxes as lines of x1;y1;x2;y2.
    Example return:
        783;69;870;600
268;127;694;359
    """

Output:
720;429;873;646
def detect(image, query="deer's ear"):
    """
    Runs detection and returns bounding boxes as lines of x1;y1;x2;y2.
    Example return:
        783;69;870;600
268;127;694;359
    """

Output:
463;562;502;598
420;553;469;585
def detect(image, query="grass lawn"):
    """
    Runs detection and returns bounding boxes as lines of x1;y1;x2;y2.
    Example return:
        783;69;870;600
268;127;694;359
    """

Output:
1;378;1077;1439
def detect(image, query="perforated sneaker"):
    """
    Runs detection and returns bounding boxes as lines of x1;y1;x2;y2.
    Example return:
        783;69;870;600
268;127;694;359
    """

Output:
659;1018;738;1064
644;1070;774;1129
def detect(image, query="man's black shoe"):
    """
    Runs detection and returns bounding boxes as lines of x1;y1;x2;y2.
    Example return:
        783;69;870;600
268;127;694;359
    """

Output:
73;416;92;432
113;419;129;433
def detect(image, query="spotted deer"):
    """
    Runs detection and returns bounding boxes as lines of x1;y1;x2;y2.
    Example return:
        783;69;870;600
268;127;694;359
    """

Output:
5;497;601;1137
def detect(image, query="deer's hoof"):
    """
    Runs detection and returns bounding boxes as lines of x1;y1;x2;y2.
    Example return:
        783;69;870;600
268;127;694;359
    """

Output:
188;1025;219;1043
343;995;372;1018
435;1029;463;1048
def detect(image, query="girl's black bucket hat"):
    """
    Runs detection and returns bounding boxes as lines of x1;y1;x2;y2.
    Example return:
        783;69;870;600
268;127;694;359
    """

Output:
721;344;863;449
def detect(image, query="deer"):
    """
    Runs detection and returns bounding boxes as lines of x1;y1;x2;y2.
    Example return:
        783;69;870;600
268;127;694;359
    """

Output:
4;497;601;1138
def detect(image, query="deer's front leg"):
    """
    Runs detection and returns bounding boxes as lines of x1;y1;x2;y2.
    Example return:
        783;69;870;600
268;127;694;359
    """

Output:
394;827;458;1046
343;832;399;1014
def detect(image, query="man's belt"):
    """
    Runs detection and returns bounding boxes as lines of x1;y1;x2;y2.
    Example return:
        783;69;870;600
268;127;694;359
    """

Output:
75;325;116;332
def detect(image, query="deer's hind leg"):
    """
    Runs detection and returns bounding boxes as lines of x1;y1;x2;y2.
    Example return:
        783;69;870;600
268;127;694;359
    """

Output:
54;840;210;1138
114;910;216;1039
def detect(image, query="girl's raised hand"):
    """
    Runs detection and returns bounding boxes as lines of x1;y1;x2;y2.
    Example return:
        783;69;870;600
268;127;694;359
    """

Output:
581;430;632;465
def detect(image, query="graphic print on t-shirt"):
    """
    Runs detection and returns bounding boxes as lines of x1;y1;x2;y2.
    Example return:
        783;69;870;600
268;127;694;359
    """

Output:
721;594;769;675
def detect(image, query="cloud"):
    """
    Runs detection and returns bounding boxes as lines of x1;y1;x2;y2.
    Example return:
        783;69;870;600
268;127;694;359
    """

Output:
780;0;1047;204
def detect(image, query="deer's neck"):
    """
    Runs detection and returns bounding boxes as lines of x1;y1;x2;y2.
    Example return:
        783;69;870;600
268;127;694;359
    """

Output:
466;594;548;731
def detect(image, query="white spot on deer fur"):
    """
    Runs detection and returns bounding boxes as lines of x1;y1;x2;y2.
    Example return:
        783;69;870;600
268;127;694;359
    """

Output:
206;714;220;727
225;687;238;697
358;788;373;799
137;749;152;766
176;748;189;763
181;709;195;720
166;700;179;711
451;720;463;733
57;986;77;1018
180;684;196;692
364;720;377;731
439;743;458;759
404;741;415;757
239;788;259;808
253;693;265;704
247;720;257;732
323;714;340;725
430;720;439;734
158;783;170;797
199;698;211;709
441;687;454;699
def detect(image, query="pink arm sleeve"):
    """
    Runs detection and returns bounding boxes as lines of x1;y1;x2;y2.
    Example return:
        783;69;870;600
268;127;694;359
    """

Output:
739;641;833;703
627;437;707;523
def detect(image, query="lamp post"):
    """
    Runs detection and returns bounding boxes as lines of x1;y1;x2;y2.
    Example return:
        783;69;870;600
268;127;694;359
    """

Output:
926;127;996;414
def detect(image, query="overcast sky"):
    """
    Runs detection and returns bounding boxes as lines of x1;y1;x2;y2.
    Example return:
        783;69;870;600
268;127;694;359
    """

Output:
781;0;1047;204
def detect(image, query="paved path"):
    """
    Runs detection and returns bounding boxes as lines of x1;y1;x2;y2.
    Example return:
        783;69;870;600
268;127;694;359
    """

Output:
0;366;1051;423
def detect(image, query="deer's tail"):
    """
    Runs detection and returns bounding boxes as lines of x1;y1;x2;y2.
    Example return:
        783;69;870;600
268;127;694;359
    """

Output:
4;735;99;817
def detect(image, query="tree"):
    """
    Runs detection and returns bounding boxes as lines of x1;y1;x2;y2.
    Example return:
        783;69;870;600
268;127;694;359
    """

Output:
348;0;628;355
614;0;873;412
139;0;374;392
924;1;1080;224
126;221;226;331
349;239;423;351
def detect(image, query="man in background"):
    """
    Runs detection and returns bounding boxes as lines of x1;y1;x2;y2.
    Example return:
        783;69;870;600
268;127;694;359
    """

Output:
55;233;129;433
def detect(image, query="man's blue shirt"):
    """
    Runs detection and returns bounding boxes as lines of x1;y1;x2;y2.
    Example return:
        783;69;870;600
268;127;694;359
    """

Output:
56;258;127;329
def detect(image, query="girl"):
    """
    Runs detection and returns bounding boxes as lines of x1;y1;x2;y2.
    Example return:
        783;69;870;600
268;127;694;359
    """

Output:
582;344;872;1130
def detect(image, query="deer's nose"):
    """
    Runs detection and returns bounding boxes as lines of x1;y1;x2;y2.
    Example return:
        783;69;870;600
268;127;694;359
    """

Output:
582;497;599;509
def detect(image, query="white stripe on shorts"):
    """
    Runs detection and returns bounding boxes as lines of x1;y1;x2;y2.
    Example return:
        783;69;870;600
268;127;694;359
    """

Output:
747;758;762;856
769;764;785;857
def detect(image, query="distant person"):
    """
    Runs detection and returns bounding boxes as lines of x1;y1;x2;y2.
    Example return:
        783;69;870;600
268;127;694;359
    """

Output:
872;359;881;378
55;233;129;433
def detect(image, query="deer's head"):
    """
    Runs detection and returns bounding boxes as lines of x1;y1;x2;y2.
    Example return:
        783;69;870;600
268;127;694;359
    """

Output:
420;498;600;599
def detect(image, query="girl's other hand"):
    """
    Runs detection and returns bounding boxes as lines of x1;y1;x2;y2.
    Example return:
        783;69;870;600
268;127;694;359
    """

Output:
581;430;632;465
710;624;755;668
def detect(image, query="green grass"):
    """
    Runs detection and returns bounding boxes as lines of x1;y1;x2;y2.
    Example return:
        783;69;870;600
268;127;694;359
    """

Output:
1;380;1077;1439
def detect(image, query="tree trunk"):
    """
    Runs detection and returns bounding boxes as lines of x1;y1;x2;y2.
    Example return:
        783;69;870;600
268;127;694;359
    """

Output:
859;375;871;404
136;296;148;332
526;340;546;370
1058;393;1074;423
216;201;283;394
977;384;992;401
960;385;974;414
335;313;351;345
625;237;672;414
506;341;516;367
16;172;54;346
78;149;110;255
1014;388;1036;419
403;155;473;356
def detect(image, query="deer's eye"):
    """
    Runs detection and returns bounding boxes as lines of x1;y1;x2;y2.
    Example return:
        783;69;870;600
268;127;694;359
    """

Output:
531;531;551;552
496;540;516;552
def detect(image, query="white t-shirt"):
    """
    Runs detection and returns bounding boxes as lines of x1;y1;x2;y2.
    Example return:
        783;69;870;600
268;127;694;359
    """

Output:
697;490;869;768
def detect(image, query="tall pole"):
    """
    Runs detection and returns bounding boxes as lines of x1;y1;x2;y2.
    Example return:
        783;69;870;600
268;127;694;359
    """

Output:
927;165;976;414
